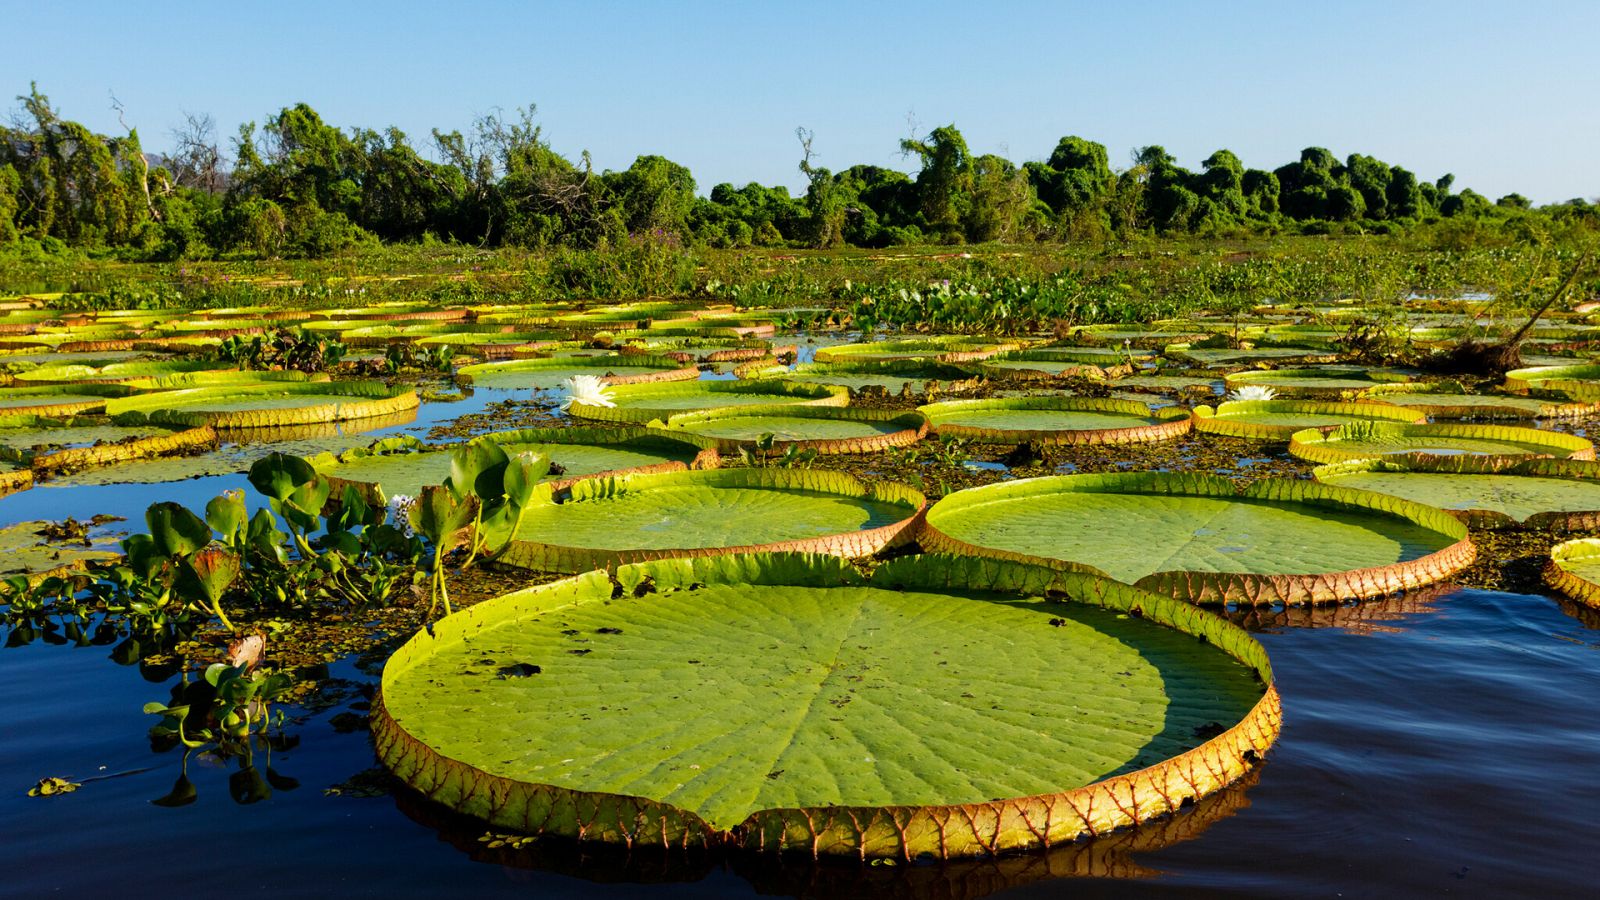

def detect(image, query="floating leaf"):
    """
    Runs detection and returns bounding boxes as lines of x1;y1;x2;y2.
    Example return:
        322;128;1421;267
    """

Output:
373;554;1278;859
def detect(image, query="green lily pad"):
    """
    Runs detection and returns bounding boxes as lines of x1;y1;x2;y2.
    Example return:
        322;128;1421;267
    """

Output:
0;350;147;367
780;359;976;396
1111;374;1223;393
1069;324;1209;347
657;406;926;454
1547;538;1600;609
0;384;126;415
0;520;120;578
814;337;1023;364
373;554;1277;858
1190;400;1424;440
500;468;924;572
0;421;168;455
456;355;696;390
980;347;1151;376
567;380;847;424
921;472;1471;604
106;381;418;428
1162;346;1327;367
44;420;407;486
918;397;1190;445
1313;457;1600;529
1504;363;1600;399
1288;421;1594;464
1223;367;1412;398
11;360;232;385
1359;387;1592;420
319;427;716;501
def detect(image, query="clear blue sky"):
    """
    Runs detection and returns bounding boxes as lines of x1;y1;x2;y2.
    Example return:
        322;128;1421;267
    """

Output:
4;1;1596;204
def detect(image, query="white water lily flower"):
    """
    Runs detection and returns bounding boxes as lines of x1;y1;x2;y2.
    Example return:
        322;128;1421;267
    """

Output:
386;493;417;538
1226;384;1277;402
559;374;615;411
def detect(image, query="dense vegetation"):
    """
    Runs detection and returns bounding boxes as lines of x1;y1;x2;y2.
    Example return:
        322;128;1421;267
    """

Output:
3;84;1595;262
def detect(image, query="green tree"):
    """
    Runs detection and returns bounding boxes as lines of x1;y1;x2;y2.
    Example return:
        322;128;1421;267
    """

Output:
1385;167;1425;219
1345;153;1393;220
1025;136;1115;238
795;127;844;248
603;154;696;237
900;125;972;240
963;153;1038;242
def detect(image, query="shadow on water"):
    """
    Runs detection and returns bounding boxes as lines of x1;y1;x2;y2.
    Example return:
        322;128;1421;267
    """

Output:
391;767;1263;899
1222;582;1457;634
1555;595;1600;632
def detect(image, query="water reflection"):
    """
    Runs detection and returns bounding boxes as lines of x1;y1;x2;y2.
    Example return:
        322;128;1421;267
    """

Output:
214;405;422;445
1554;595;1600;631
391;768;1262;898
1225;583;1456;634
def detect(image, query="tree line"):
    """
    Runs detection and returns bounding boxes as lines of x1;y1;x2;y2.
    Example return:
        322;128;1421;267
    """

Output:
1;84;1592;260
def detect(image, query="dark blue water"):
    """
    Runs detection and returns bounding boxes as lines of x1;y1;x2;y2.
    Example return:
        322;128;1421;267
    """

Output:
5;384;1600;897
6;584;1598;897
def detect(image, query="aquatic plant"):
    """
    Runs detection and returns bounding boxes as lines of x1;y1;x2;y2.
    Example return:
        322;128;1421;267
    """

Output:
404;437;551;617
216;328;348;373
557;374;615;411
1226;384;1277;402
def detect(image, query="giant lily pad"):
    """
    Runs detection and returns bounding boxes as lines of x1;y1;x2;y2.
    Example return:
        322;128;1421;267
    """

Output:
0;384;127;416
1313;457;1600;529
1110;374;1224;395
1359;383;1594;420
0;520;120;580
1;350;147;368
780;359;977;396
918;397;1190;445
499;468;925;572
456;355;698;390
10;360;237;385
106;381;419;428
44;420;407;487
656;406;927;455
318;427;719;503
1222;367;1412;398
1069;324;1210;348
814;337;1023;364
117;370;317;392
0;418;169;457
979;348;1150;377
0;463;31;497
1190;400;1423;440
920;472;1472;604
1288;421;1594;464
372;553;1279;858
1162;345;1327;367
0;416;218;477
1546;539;1600;610
1504;363;1600;400
566;380;847;424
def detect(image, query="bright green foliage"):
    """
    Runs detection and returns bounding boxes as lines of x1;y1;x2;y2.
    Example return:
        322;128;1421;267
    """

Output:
1319;466;1600;523
925;474;1460;584
407;437;551;616
511;475;908;552
380;562;1264;830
